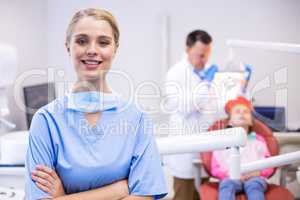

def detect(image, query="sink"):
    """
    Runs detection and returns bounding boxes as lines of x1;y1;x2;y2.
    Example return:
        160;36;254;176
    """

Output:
0;186;24;200
0;131;29;165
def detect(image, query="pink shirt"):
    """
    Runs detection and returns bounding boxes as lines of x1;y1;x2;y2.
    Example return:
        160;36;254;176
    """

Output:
211;132;274;180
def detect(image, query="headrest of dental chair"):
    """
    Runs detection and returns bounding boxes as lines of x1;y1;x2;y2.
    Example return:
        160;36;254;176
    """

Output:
201;118;279;178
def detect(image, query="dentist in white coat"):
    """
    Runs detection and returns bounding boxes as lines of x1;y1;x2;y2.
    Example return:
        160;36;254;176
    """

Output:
164;30;219;200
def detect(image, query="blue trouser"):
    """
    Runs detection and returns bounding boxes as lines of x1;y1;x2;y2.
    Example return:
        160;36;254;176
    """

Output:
218;177;267;200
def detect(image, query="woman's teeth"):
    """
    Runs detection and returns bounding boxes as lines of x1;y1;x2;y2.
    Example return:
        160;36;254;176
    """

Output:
82;60;101;65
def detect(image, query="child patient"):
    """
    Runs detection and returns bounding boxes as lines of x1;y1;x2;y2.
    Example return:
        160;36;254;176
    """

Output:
211;96;274;200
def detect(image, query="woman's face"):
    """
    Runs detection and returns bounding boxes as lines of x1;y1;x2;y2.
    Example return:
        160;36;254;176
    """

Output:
229;104;253;127
67;17;116;82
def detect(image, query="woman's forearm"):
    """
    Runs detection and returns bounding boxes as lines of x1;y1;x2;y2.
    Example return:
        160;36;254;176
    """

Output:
122;196;153;200
54;188;122;200
49;180;128;200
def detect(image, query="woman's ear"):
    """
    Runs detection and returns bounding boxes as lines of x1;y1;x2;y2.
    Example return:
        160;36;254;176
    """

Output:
65;43;70;54
114;45;118;54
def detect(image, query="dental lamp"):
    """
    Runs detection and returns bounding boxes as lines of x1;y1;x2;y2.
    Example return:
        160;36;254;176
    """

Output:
157;127;247;179
157;127;300;180
0;43;22;165
225;39;300;177
0;43;17;132
226;40;300;54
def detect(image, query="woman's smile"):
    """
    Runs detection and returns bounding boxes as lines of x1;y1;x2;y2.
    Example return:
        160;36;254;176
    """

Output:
81;59;103;70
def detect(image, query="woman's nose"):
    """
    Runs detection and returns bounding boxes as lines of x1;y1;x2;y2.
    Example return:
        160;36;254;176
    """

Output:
86;42;98;56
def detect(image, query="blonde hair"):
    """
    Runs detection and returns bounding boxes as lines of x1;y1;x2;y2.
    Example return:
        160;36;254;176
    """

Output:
66;8;120;48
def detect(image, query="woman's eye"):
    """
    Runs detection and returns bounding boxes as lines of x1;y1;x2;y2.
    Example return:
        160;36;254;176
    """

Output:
99;41;110;47
76;38;87;45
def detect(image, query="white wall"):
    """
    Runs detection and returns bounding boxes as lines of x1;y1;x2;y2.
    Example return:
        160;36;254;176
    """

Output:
46;0;300;129
1;0;299;130
0;0;47;130
0;0;299;197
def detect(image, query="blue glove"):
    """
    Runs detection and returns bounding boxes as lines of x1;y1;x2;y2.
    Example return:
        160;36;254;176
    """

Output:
244;64;252;81
241;64;252;94
193;64;218;82
204;64;218;82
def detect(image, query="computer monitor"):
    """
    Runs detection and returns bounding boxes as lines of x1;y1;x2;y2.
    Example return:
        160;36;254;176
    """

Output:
253;106;286;132
23;82;56;129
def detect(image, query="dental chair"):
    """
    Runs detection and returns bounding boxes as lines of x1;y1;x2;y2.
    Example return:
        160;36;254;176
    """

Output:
199;118;294;200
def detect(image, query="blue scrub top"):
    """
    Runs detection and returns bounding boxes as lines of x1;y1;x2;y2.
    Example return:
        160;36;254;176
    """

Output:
25;95;168;199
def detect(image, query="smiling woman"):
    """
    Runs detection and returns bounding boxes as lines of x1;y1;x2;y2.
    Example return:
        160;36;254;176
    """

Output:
65;9;118;89
25;8;168;200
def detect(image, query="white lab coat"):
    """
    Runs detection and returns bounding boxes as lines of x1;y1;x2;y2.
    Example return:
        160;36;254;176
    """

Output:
163;56;220;179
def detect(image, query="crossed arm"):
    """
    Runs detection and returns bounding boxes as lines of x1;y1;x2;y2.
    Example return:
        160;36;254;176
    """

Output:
32;165;153;200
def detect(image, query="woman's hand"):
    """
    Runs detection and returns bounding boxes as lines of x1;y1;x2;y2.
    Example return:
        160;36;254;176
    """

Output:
31;165;66;198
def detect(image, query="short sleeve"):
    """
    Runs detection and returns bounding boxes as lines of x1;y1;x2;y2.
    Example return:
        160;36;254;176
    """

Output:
25;112;56;199
128;114;168;199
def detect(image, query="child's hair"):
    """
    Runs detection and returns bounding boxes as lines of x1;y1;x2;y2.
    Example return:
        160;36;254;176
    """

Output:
225;96;253;115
